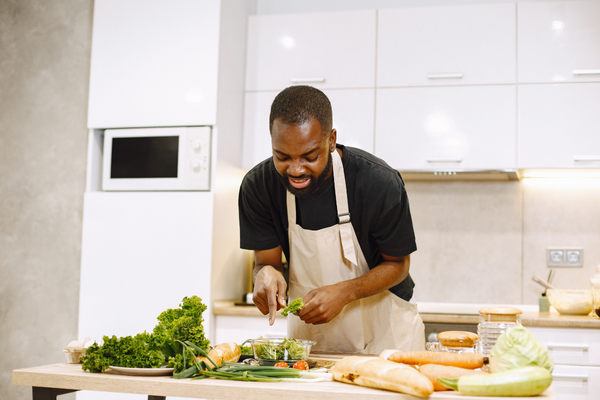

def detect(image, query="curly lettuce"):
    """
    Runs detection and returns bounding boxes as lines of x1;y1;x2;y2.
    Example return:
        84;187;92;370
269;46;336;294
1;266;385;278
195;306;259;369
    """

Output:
281;298;304;316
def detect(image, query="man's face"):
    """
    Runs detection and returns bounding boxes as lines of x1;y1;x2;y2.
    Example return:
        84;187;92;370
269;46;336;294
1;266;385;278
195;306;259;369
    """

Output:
271;117;336;198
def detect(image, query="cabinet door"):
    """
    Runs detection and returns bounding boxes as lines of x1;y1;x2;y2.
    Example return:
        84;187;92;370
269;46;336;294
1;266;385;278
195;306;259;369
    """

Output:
518;83;600;169
87;0;220;128
528;327;600;367
377;3;516;87
518;1;600;84
242;89;375;170
245;10;376;91
552;365;600;400
375;86;516;171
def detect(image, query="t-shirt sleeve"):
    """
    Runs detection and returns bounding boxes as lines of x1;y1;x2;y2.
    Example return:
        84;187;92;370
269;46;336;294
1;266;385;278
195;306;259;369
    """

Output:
238;170;282;251
369;173;417;257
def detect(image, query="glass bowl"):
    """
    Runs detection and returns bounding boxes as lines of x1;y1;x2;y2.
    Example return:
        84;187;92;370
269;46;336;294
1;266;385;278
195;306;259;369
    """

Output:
248;337;316;364
547;289;593;315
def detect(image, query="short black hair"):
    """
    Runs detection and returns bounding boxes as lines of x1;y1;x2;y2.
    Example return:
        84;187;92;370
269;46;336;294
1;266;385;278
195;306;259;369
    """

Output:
269;85;332;135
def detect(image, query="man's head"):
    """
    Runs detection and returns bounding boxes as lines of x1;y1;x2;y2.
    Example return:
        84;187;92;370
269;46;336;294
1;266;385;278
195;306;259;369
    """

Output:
269;86;336;198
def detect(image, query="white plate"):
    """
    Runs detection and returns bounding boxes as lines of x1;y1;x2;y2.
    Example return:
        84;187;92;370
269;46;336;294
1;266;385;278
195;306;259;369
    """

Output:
107;366;174;376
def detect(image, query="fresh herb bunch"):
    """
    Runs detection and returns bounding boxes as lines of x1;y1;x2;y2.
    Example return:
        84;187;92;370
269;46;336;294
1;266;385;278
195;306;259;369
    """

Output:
80;296;210;373
254;338;308;361
281;298;304;316
81;333;165;373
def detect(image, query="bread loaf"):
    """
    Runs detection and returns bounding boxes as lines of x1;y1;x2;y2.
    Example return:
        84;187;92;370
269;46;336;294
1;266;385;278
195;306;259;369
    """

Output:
198;342;241;368
330;356;434;397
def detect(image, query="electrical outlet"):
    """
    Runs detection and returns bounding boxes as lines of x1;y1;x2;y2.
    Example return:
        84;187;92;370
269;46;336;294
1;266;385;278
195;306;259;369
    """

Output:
546;248;583;267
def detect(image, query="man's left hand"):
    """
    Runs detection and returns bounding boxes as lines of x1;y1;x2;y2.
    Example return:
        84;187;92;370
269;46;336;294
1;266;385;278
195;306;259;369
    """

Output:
298;283;353;325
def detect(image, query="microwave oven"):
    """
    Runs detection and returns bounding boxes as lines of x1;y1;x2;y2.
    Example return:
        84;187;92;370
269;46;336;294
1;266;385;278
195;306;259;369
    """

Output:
102;126;211;191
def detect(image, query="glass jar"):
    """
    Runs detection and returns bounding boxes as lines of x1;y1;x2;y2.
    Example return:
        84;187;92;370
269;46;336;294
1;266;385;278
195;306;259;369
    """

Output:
437;331;478;354
477;306;523;363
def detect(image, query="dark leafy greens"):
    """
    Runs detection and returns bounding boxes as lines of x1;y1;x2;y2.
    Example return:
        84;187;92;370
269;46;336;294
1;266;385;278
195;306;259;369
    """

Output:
81;296;210;373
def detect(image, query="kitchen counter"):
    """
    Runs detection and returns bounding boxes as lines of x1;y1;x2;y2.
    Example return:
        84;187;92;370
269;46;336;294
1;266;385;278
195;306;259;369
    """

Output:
213;300;600;329
12;362;556;400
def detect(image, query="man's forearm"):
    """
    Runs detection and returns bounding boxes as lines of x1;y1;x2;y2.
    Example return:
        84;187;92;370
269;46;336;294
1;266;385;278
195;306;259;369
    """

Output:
339;255;410;302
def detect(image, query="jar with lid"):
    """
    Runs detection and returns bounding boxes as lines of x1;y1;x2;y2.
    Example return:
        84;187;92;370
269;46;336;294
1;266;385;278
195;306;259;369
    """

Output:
477;306;522;370
591;265;600;318
437;331;478;354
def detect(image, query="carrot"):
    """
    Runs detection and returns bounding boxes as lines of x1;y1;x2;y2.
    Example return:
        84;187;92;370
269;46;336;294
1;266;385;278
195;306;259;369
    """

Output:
379;350;483;369
418;364;488;391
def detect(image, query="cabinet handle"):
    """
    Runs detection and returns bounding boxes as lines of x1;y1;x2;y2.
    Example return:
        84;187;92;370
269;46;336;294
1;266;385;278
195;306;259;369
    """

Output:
546;343;589;351
573;69;600;75
427;73;464;79
426;158;463;163
552;373;588;381
574;155;600;162
290;77;326;83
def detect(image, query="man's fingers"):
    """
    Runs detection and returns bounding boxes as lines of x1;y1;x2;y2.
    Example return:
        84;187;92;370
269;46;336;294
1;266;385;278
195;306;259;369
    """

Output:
277;281;287;307
267;290;279;326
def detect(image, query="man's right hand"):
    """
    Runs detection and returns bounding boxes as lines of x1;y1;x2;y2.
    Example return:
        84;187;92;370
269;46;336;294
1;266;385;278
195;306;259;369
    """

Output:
253;265;287;325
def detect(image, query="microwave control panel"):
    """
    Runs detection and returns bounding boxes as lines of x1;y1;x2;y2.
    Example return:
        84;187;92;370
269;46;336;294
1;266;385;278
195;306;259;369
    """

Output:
185;127;211;191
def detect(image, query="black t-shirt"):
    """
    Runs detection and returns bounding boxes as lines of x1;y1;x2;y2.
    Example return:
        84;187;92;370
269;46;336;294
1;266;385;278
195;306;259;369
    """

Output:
238;144;417;301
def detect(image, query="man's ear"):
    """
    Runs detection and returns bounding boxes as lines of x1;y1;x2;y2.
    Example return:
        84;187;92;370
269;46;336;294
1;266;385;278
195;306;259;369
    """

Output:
329;128;337;152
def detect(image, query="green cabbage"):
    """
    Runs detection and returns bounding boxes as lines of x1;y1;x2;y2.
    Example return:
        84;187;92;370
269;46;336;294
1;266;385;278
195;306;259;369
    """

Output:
489;326;554;373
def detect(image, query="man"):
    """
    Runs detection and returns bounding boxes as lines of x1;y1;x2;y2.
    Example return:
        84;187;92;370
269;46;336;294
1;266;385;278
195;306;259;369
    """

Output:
238;85;424;354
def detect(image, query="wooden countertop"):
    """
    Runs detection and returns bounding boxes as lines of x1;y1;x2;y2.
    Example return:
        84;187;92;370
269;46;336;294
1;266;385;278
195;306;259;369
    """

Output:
213;300;600;329
12;363;556;400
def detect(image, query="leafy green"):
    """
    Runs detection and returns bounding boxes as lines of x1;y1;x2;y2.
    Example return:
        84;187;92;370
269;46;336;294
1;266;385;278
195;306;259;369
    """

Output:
489;326;554;373
80;296;210;374
254;338;308;361
281;298;304;316
81;333;165;373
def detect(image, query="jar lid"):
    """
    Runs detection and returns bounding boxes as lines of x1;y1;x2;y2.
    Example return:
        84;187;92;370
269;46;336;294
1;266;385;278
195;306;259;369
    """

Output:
437;331;478;348
479;306;523;315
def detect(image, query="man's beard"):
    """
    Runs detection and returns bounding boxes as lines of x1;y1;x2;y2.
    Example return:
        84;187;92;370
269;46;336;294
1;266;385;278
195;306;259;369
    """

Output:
278;152;333;198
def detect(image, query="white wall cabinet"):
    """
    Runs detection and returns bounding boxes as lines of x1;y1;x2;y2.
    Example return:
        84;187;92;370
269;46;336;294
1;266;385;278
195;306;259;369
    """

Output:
375;85;516;171
377;3;516;88
87;0;220;128
528;327;600;400
245;10;376;92
518;0;600;84
242;89;375;169
518;83;600;169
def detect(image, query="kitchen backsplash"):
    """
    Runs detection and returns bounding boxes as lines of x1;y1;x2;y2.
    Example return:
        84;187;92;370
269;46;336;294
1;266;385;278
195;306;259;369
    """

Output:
406;179;600;305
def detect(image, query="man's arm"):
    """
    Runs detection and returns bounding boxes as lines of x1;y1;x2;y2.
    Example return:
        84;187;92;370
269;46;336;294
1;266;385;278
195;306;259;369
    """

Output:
298;254;410;325
253;246;287;325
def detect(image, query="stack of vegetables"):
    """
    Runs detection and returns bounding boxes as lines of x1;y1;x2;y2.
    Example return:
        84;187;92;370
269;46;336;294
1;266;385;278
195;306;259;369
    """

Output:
374;326;554;397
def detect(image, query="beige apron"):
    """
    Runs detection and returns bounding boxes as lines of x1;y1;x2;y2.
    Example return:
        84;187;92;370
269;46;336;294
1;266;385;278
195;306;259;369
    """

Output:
286;150;425;355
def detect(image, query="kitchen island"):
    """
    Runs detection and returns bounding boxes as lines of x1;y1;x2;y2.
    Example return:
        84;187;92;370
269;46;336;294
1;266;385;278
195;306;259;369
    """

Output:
13;362;556;400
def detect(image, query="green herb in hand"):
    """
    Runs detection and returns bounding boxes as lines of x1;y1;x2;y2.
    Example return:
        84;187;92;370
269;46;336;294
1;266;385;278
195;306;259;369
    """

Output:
281;298;304;316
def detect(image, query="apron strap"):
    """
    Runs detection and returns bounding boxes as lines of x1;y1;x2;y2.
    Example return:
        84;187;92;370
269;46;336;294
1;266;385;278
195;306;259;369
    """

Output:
332;150;358;266
285;150;358;267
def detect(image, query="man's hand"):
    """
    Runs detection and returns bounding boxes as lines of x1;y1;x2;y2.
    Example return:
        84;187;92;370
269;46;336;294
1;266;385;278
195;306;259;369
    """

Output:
298;282;354;325
253;265;287;325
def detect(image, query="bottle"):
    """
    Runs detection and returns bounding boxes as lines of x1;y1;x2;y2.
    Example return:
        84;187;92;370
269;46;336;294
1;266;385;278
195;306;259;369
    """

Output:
591;265;600;318
539;293;550;313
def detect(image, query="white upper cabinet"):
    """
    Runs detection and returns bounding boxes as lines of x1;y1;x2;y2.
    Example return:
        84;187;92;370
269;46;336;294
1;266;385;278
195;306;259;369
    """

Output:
518;83;600;169
518;1;600;84
377;3;516;87
245;10;376;91
87;0;220;128
242;89;376;170
375;86;516;171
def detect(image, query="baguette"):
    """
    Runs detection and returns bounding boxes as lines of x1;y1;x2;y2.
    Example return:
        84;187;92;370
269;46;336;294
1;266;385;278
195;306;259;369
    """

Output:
380;350;483;369
418;364;488;391
197;342;241;368
330;356;434;397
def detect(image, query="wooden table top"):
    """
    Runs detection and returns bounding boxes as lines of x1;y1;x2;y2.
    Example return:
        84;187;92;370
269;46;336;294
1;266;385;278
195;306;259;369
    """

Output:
13;362;555;400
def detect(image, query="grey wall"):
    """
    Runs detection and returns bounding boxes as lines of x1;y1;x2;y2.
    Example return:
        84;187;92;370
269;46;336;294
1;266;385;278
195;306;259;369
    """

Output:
0;0;93;398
